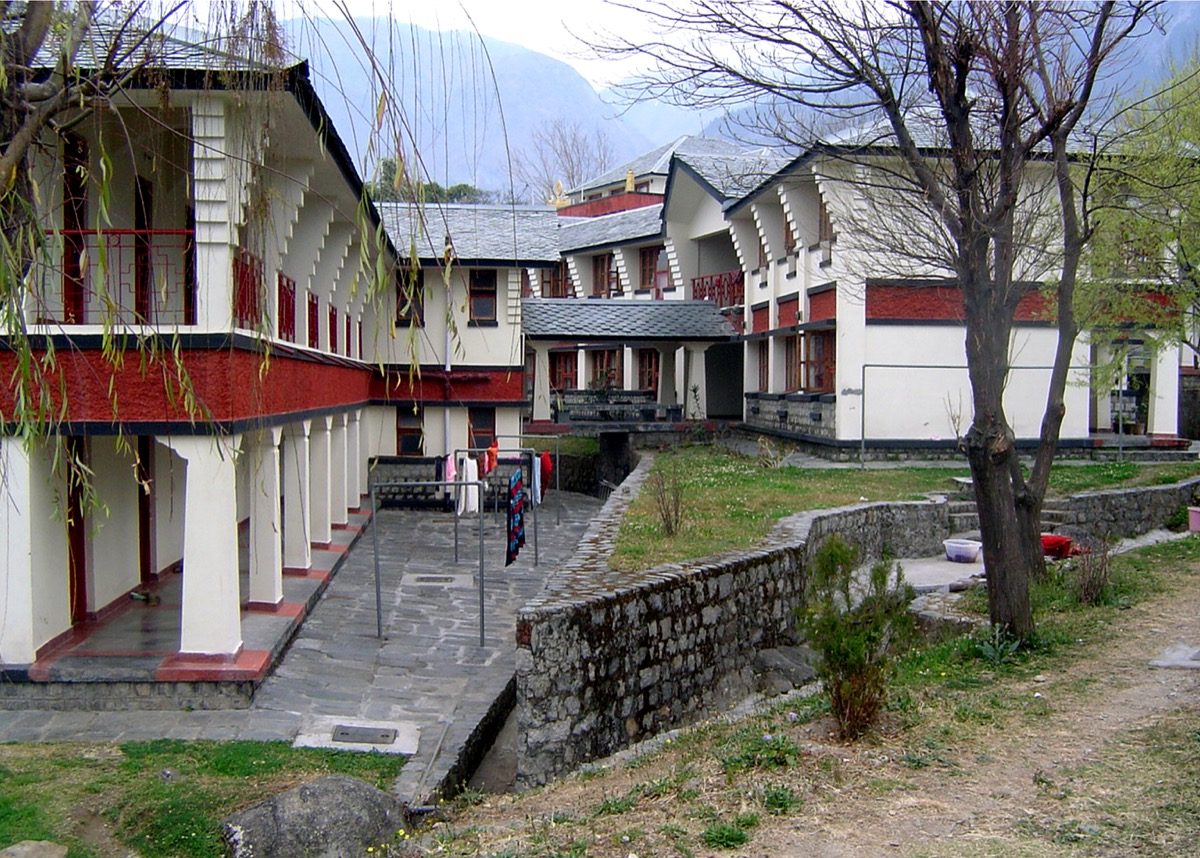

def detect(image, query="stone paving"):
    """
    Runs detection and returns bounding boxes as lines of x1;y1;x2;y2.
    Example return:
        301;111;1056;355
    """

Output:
0;490;601;804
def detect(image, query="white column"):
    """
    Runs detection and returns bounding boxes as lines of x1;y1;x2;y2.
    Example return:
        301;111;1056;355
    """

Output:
330;414;348;526
1148;341;1181;436
532;344;552;421
658;347;678;405
346;411;362;508
309;416;332;545
168;435;242;656
281;420;311;570
686;345;709;418
575;348;587;390
622;346;635;390
248;428;283;605
0;439;36;665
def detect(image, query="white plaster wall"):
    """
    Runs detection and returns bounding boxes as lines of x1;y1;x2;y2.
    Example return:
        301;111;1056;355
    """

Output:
235;445;250;522
0;440;36;663
380;267;523;368
496;408;522;445
88;437;141;611
154;443;186;574
862;325;1091;440
29;445;70;654
362;406;399;461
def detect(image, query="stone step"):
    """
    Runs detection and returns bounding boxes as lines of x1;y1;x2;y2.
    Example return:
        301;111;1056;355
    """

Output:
0;677;255;711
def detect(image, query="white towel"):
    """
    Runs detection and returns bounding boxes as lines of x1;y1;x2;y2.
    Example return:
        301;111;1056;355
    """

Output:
531;458;541;506
456;456;479;515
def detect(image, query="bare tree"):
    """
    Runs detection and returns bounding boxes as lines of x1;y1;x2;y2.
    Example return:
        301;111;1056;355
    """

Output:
600;0;1161;637
515;120;616;204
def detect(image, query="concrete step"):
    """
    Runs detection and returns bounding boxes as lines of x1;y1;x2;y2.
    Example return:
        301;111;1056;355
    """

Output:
0;677;255;711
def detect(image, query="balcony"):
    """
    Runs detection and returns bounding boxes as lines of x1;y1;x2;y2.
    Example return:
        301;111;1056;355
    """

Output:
691;270;745;307
551;388;682;424
37;229;195;326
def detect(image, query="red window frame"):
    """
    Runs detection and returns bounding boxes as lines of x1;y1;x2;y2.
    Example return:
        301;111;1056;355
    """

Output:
233;248;264;329
592;253;617;297
277;273;296;342
544;260;571;297
637;349;660;392
469;269;497;322
549;351;577;392
307;292;319;348
591;348;622;387
803;330;835;393
757;340;769;393
329;305;338;353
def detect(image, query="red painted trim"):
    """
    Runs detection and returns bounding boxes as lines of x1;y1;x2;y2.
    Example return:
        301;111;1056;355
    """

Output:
751;305;769;334
372;366;525;404
558;192;663;217
156;648;270;682
0;344;374;426
865;284;1051;322
809;290;836;321
778;295;800;328
245;601;304;617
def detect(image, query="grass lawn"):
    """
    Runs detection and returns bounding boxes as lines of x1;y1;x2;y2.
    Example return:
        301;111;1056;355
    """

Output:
0;740;405;858
610;446;1200;571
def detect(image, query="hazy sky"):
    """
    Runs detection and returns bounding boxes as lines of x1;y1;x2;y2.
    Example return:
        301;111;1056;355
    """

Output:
195;0;655;89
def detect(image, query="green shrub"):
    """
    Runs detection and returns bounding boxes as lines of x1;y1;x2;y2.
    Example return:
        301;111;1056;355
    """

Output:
799;535;915;740
702;821;751;848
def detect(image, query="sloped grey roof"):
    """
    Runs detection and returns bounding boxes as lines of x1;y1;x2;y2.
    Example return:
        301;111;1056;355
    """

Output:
574;135;751;194
379;204;564;264
522;298;737;342
558;204;663;253
677;149;793;202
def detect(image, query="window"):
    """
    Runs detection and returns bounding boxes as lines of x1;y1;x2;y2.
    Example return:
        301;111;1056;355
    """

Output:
784;335;802;392
803;331;835;393
639;245;668;292
784;222;798;255
592;253;617;297
396;266;424;326
468;406;496;449
637;349;660;392
818;197;834;243
757;340;769;392
591;348;622;388
277;273;296;342
329;305;338;353
521;268;533;297
307;292;319;348
233;249;264;329
469;269;497;322
396;408;424;456
544;261;571;297
634;181;650;193
549;351;577;391
757;236;768;269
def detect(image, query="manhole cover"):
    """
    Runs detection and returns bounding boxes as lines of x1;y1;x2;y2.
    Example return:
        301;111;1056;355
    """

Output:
413;575;454;584
332;725;398;744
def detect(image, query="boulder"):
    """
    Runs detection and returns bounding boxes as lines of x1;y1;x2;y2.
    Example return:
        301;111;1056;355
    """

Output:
0;843;68;858
223;775;404;858
753;646;818;689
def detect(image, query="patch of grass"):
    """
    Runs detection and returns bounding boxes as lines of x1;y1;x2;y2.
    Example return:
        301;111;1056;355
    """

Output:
763;783;801;814
611;447;1200;571
594;793;637;816
701;821;751;848
718;728;800;774
0;741;405;858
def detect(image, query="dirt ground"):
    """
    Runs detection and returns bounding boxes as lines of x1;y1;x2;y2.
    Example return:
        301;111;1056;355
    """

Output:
430;561;1200;857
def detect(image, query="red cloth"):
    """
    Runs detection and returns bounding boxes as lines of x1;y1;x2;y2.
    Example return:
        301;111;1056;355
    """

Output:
486;441;498;474
539;451;553;500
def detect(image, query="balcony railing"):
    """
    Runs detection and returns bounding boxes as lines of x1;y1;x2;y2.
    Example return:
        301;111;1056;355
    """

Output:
233;249;264;329
38;229;195;325
691;269;745;307
277;273;296;342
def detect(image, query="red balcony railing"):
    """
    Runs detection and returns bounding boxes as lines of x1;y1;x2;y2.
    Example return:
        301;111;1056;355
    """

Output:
277;273;296;342
691;269;745;307
307;292;319;349
329;305;338;353
233;248;264;329
41;229;195;325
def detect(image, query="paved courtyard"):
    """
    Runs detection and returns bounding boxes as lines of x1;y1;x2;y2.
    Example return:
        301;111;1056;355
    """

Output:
0;490;601;804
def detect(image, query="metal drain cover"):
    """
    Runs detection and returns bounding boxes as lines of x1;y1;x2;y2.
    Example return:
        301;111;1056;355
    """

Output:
332;725;398;745
413;575;454;583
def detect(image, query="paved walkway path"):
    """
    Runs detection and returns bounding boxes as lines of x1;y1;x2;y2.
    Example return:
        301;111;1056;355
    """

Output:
0;491;601;804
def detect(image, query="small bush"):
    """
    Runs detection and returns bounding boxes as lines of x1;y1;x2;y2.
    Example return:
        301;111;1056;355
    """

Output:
763;783;801;814
975;625;1021;666
719;729;800;773
1071;546;1113;606
798;535;915;740
649;465;684;536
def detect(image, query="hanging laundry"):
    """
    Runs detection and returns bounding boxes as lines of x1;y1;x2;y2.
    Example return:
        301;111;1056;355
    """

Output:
457;455;479;515
539;450;553;502
531;453;541;506
486;440;499;475
445;454;456;483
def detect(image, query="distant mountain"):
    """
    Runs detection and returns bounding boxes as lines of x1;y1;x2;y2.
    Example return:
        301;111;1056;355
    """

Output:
283;18;654;195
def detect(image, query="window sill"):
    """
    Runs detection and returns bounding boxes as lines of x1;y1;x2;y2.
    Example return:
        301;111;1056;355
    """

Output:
468;319;499;327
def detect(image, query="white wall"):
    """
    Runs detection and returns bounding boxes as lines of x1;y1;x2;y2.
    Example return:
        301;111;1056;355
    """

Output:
154;442;186;573
862;325;1091;441
29;444;70;654
88;437;141;611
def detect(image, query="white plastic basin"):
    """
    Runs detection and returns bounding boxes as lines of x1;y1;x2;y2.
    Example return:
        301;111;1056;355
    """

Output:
944;538;982;563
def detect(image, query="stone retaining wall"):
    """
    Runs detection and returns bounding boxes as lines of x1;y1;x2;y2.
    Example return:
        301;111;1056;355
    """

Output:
515;456;949;787
1056;477;1200;538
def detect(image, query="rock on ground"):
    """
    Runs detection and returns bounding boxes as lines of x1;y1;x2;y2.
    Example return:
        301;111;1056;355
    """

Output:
223;775;404;858
0;843;68;858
